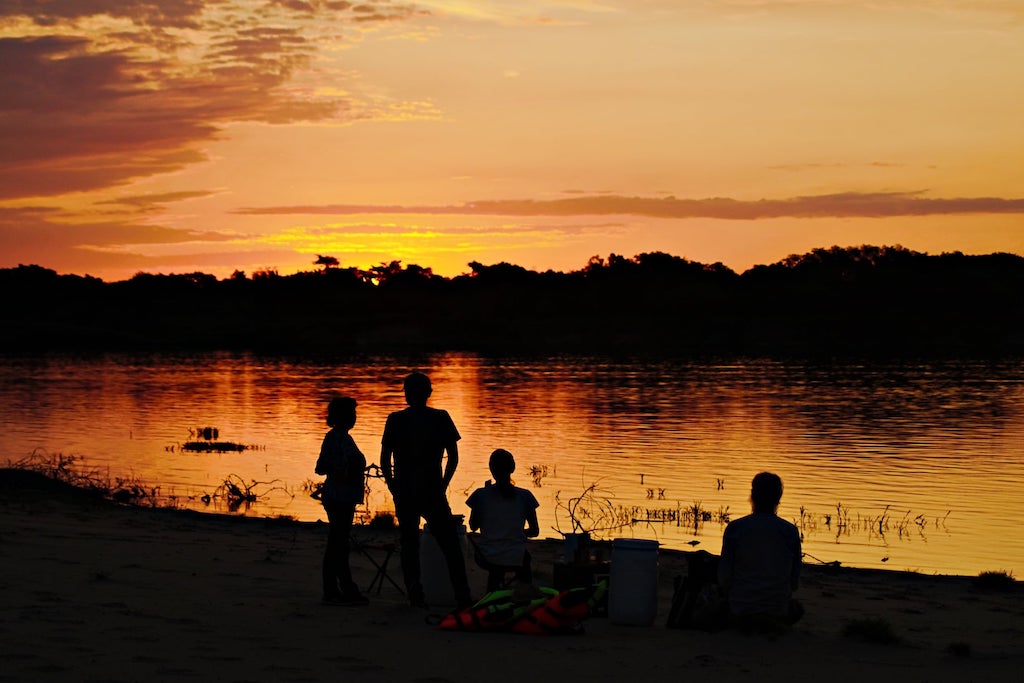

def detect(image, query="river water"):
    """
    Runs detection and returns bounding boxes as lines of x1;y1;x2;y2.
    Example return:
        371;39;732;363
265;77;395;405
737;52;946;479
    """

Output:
2;352;1021;577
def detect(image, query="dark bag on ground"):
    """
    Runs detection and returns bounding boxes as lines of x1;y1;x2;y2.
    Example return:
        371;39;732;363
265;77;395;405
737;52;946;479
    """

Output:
666;550;725;630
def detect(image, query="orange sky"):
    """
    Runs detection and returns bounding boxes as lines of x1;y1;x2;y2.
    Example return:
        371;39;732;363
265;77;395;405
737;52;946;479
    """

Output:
2;1;1022;282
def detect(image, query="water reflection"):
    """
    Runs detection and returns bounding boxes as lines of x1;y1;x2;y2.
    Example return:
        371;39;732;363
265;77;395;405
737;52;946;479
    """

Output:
0;352;1021;576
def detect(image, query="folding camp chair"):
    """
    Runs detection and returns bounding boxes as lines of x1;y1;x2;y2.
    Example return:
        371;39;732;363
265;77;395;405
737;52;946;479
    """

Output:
351;535;404;596
346;463;404;596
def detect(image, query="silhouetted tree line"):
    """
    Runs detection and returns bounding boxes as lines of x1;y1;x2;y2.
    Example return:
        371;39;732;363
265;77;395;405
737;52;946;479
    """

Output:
2;245;1023;356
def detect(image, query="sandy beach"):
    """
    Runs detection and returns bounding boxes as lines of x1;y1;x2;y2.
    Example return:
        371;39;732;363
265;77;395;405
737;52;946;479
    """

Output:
1;468;1020;683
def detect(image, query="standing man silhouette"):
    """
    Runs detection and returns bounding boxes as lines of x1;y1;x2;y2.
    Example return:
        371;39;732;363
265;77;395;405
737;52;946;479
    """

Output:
381;372;471;608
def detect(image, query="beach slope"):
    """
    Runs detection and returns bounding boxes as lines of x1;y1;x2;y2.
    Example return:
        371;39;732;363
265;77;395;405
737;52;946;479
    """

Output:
1;469;1020;683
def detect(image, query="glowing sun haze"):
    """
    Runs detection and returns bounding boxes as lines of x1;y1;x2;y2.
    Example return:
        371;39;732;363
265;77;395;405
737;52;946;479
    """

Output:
2;0;1022;281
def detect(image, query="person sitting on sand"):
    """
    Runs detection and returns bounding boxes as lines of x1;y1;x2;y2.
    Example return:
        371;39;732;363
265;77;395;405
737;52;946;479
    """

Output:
466;449;540;592
717;471;803;628
315;396;369;606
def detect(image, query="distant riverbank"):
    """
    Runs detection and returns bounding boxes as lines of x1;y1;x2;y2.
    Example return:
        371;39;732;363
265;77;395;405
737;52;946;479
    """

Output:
3;246;1024;355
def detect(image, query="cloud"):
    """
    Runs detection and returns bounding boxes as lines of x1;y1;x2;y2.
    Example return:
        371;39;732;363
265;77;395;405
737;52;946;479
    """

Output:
768;162;905;172
0;0;418;200
0;37;209;197
96;191;218;213
235;191;1024;220
351;2;422;22
0;206;306;278
409;0;604;26
95;247;303;275
0;207;236;246
0;0;208;29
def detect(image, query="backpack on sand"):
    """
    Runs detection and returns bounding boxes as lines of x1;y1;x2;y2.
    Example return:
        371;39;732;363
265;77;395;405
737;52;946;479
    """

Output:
666;550;725;630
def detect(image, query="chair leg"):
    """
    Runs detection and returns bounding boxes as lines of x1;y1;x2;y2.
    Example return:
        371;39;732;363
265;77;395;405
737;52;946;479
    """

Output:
368;546;405;595
353;538;405;596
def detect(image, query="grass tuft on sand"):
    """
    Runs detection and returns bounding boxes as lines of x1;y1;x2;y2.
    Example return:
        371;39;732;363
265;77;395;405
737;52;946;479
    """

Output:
974;570;1016;591
842;617;901;645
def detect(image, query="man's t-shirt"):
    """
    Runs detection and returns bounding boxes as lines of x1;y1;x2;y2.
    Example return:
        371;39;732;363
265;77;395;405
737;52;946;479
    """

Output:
381;406;460;493
717;512;801;617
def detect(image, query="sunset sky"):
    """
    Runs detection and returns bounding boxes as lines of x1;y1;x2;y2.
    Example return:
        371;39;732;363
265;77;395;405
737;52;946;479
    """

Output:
2;0;1022;282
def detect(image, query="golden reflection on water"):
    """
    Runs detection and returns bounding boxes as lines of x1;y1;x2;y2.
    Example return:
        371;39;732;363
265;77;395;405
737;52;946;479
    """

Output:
1;352;1022;577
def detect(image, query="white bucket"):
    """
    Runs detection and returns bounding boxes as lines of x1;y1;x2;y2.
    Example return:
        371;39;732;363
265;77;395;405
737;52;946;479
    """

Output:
609;538;659;626
420;522;468;606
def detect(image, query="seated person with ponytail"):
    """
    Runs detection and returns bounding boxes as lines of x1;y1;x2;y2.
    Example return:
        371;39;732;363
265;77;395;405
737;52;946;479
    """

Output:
466;449;540;592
